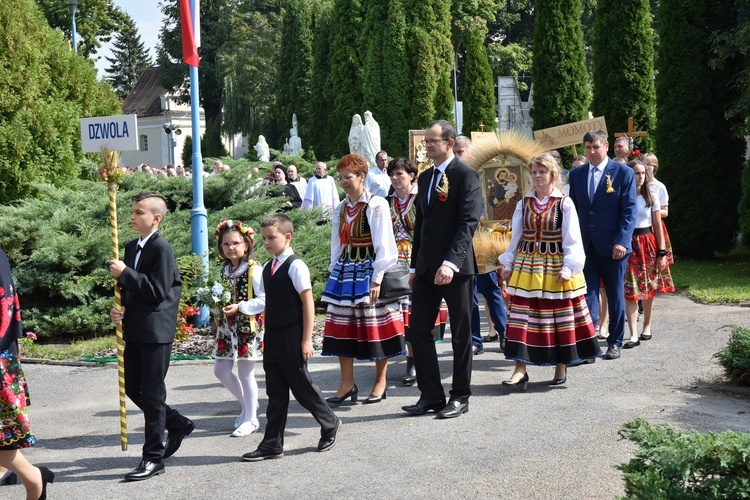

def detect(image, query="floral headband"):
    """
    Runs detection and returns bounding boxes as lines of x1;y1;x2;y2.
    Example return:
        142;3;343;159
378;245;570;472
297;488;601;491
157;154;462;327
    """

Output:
215;219;255;245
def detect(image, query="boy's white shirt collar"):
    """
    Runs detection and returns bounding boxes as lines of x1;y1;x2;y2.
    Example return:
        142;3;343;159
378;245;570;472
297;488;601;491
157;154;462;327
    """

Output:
272;247;294;266
137;229;158;248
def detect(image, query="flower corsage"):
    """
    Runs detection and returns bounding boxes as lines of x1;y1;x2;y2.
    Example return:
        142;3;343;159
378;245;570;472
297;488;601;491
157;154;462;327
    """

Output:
437;174;449;202
605;174;615;194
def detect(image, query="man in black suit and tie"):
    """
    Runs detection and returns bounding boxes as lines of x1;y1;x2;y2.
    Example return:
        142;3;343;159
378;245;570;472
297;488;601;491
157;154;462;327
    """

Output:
402;120;482;419
109;192;194;481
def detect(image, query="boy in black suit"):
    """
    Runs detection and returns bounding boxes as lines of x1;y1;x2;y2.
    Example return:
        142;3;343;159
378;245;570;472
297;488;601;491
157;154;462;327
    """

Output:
242;214;340;462
109;192;193;481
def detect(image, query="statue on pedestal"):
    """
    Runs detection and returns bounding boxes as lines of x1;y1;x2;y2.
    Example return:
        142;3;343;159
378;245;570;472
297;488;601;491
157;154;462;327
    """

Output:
348;113;365;158
287;113;302;156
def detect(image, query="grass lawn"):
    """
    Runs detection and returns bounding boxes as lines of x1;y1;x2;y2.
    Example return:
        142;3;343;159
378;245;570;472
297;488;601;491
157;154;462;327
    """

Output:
671;257;750;304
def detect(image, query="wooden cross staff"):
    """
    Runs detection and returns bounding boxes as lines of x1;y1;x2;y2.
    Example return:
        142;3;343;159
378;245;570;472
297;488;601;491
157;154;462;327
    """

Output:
479;123;485;132
614;117;648;150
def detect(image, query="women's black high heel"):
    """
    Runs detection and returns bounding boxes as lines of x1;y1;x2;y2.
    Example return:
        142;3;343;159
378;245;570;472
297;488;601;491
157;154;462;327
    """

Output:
502;372;529;391
363;389;387;404
37;466;55;500
326;384;358;405
550;367;567;386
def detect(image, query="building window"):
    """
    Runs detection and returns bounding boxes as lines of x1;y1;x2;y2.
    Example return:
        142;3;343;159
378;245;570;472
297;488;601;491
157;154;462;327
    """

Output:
139;134;148;151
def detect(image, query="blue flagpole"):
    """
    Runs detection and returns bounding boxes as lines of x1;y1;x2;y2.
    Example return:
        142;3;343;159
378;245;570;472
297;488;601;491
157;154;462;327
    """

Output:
188;0;209;326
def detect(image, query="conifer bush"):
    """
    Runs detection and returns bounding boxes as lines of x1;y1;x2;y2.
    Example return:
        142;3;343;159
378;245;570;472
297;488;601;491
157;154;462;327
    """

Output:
618;419;750;498
0;161;334;340
714;326;750;386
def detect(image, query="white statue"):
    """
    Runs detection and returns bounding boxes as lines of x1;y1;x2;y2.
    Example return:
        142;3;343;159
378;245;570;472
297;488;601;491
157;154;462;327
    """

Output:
287;114;302;156
348;114;365;158
282;138;293;156
253;135;270;162
361;110;381;167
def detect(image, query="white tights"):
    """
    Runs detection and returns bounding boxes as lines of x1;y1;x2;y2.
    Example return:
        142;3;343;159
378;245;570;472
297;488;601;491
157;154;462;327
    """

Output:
213;359;258;423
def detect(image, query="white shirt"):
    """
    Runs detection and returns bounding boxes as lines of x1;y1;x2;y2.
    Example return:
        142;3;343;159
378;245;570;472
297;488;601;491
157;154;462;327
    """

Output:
134;229;158;269
364;166;391;197
290;178;308;200
651;179;669;207
301;175;340;218
499;188;586;277
635;194;661;228
257;247;312;296
329;191;398;285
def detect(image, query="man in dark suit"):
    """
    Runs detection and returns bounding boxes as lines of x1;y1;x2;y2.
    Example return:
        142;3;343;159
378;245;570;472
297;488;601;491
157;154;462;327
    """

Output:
109;192;193;481
568;130;636;360
402;120;482;419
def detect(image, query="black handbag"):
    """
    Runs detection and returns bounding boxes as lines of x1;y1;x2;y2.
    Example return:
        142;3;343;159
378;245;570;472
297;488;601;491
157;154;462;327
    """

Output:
379;266;411;299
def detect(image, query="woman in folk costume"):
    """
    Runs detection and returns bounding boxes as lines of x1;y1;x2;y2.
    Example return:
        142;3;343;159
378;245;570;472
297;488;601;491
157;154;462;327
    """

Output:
499;154;600;390
321;154;406;405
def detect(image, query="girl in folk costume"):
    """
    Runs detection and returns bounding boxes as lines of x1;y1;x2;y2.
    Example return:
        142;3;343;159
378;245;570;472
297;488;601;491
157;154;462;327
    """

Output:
641;153;675;293
322;154;406;404
499;154;600;390
385;157;447;386
622;161;673;347
213;220;265;436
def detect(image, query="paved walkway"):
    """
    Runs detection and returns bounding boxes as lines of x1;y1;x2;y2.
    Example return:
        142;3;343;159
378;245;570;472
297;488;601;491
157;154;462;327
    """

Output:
12;294;750;499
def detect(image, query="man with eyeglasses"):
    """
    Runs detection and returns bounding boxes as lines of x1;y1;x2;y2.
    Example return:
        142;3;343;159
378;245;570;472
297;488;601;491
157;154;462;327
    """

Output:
301;162;340;220
402;120;482;419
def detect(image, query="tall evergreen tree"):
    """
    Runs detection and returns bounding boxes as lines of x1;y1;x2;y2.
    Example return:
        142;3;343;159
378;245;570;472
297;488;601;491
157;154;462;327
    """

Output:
656;0;719;257
326;0;365;156
104;12;152;98
278;0;317;145
591;0;656;153
463;28;497;134
405;0;454;127
704;0;744;253
362;0;410;155
529;0;589;130
307;1;335;159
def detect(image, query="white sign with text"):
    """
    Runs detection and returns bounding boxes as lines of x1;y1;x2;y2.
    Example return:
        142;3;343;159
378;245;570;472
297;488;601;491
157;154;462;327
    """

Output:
80;114;139;152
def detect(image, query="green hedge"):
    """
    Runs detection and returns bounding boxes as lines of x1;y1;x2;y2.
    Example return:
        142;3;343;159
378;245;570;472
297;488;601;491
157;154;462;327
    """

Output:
619;418;750;498
0;160;333;340
714;326;750;386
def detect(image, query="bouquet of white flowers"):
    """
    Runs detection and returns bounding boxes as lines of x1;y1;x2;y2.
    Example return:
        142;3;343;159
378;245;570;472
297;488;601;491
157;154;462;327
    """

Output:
195;280;232;310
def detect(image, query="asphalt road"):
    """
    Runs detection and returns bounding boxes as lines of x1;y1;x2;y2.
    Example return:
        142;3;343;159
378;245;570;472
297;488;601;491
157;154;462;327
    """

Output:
11;293;750;499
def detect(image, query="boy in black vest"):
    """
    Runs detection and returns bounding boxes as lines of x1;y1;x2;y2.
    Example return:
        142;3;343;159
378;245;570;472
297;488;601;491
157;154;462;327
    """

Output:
242;214;340;461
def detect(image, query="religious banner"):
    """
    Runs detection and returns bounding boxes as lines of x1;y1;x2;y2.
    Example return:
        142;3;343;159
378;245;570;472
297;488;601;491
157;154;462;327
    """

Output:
470;131;497;148
533;116;608;150
408;130;432;177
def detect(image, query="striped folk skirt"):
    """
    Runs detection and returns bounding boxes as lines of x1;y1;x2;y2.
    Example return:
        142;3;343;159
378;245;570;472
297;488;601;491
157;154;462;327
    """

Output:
504;295;600;366
322;300;406;361
400;294;448;344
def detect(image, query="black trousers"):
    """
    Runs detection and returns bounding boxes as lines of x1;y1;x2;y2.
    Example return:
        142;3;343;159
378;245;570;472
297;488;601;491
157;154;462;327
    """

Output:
410;273;475;402
259;323;338;454
124;341;189;462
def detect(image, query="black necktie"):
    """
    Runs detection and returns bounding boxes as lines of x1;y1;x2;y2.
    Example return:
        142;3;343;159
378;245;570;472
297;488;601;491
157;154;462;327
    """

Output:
430;168;441;204
134;245;143;268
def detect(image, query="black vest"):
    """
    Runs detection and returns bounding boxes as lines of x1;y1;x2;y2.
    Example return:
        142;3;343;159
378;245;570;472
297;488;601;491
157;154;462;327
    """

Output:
263;255;302;330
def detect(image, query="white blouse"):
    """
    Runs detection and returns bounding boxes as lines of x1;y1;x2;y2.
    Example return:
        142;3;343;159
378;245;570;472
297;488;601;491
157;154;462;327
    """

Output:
498;188;586;276
229;261;266;316
650;179;669;207
329;190;398;285
634;194;661;229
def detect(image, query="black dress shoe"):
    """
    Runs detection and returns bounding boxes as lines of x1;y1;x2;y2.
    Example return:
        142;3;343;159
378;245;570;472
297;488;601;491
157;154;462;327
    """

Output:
502;372;529;391
164;419;195;459
402;358;416;386
124;459;165;481
241;448;283;462
639;332;652;341
437;399;469;419
325;385;358;405
473;346;484;355
550;367;567;386
482;333;499;342
37;466;55;500
604;345;621;359
317;419;342;452
363;389;387;404
499;336;506;352
402;398;446;416
623;340;640;349
579;357;595;364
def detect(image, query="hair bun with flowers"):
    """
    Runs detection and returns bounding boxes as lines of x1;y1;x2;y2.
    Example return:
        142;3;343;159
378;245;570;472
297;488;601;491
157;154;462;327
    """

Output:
215;219;255;244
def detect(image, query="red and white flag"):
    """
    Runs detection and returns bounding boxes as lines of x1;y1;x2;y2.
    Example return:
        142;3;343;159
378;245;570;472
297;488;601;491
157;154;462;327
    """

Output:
180;0;199;67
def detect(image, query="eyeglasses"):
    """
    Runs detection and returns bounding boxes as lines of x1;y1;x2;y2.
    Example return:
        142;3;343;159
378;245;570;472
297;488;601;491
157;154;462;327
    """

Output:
336;174;357;182
421;139;448;146
222;242;244;249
